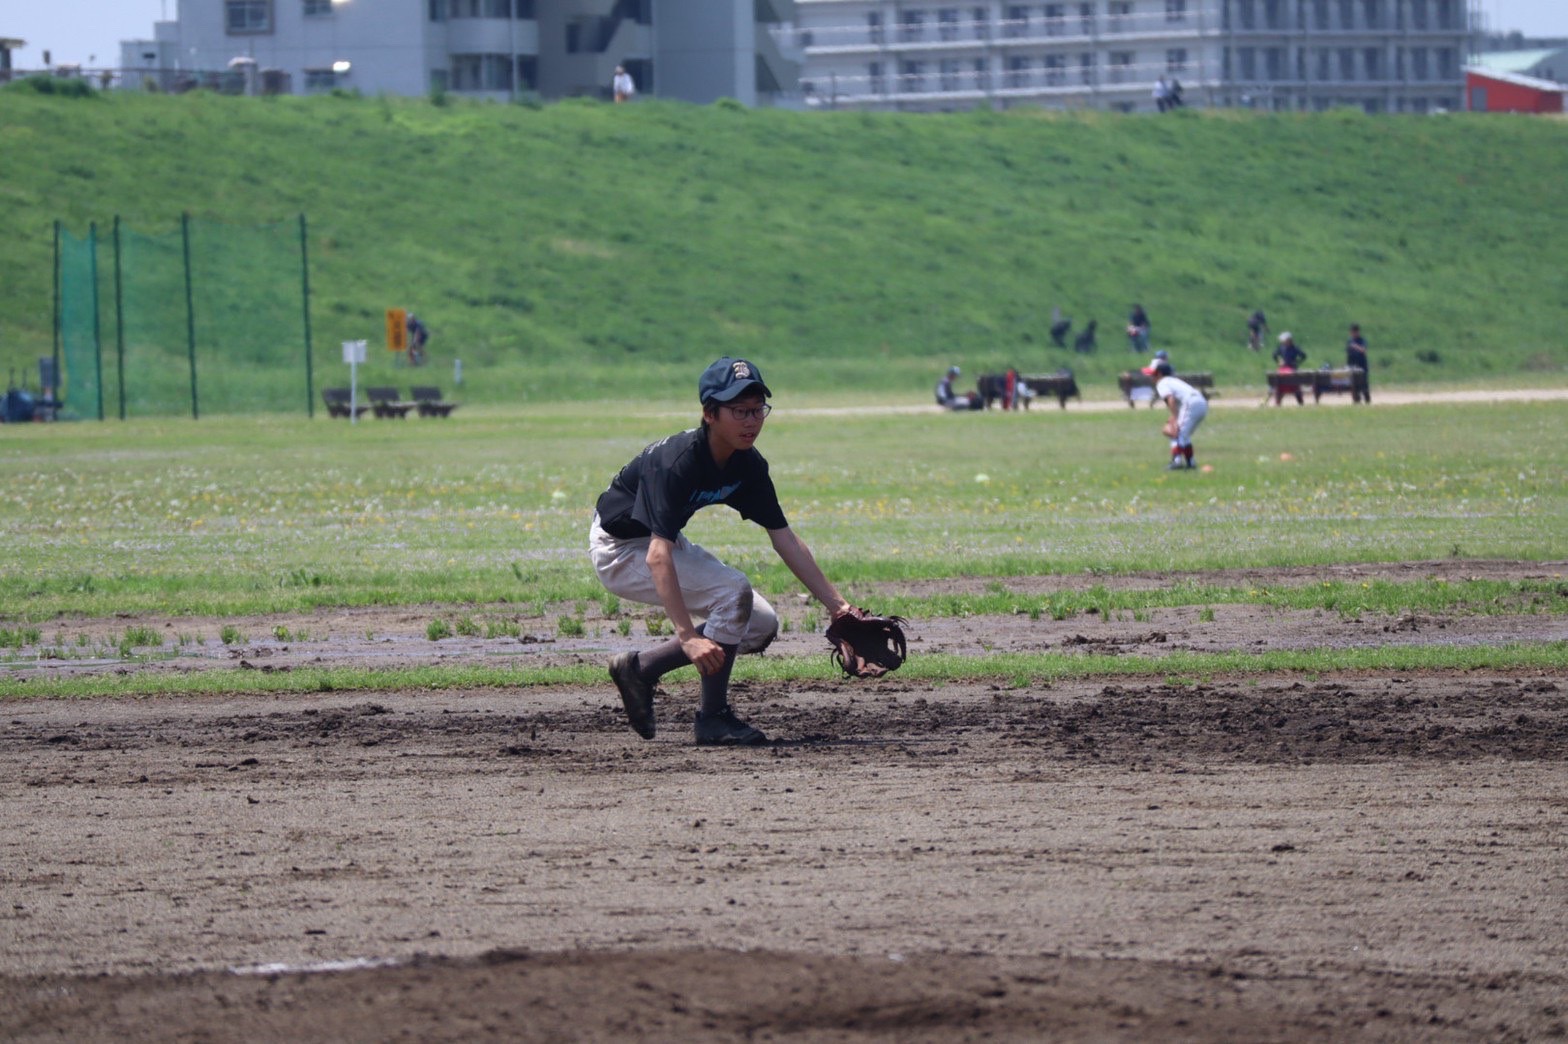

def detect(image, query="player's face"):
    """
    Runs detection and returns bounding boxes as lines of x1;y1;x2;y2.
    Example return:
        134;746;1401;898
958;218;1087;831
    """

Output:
708;394;768;453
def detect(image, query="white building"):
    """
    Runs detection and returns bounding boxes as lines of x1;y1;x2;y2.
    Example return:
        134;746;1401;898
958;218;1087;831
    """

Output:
120;0;799;105
785;0;1474;112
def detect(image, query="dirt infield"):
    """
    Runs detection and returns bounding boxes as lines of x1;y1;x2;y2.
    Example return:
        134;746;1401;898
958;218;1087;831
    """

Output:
2;562;1566;1041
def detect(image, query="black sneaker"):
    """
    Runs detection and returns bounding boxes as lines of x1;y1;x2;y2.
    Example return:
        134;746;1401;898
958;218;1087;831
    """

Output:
608;652;655;739
694;706;768;747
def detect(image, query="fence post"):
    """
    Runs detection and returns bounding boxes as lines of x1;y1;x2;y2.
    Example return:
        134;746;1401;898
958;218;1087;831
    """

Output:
113;216;126;420
300;213;315;418
89;222;104;420
181;211;199;420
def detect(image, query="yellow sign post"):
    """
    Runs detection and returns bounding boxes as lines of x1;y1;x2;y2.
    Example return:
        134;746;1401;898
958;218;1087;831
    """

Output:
386;308;407;353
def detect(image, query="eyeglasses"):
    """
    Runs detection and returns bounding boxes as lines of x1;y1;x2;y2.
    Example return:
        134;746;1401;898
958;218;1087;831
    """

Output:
723;404;772;420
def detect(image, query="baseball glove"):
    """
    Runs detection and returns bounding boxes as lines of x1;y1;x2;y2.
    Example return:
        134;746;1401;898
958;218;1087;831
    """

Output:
825;606;908;679
1162;418;1179;438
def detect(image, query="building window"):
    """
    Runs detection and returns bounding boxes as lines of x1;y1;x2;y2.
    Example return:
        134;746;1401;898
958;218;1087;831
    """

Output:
450;0;512;17
516;54;537;89
974;57;990;90
869;60;885;93
867;12;884;45
226;0;273;34
1044;54;1065;85
303;0;332;16
1005;55;1029;88
451;53;514;90
1311;0;1329;29
429;0;447;21
1044;4;1064;36
1166;48;1188;72
1265;47;1285;80
1165;0;1186;22
1263;0;1283;30
973;7;990;40
901;59;925;92
1004;6;1028;39
938;8;959;41
1108;51;1133;83
1363;0;1383;29
303;67;340;91
898;11;925;43
1236;0;1255;29
1315;48;1330;81
1436;47;1456;78
1108;2;1131;31
1078;3;1095;34
1363;46;1382;80
1338;47;1355;80
430;69;448;90
1238;47;1257;79
1410;47;1428;81
1336;0;1353;30
1078;52;1095;85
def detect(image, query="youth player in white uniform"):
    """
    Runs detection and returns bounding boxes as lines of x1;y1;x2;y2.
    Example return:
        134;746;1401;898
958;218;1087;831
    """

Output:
1142;358;1208;470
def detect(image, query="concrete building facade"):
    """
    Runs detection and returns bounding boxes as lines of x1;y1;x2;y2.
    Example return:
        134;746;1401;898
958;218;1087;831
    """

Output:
784;0;1474;113
120;0;798;105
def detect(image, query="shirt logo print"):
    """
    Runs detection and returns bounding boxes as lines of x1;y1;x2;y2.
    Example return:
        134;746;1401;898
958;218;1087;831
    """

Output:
690;481;741;507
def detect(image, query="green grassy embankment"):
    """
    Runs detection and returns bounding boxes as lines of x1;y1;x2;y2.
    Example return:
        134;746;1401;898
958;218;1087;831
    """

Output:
1;83;1565;409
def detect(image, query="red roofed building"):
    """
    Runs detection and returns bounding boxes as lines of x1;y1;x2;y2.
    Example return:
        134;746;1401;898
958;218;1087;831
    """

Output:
1465;68;1565;114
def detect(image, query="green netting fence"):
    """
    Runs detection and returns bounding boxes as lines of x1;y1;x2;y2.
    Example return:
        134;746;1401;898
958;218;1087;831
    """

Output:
56;224;104;421
55;215;316;419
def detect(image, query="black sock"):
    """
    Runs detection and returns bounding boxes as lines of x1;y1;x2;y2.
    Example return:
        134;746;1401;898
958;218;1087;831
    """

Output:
636;638;690;683
699;643;738;716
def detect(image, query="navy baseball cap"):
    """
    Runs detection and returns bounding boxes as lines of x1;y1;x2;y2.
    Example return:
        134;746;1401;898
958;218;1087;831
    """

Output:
699;357;772;405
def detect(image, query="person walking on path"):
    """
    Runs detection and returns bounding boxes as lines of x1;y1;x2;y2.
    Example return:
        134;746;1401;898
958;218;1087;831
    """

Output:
588;357;853;746
612;65;636;102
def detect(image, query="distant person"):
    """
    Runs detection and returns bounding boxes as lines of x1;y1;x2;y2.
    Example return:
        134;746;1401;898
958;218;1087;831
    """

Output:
1126;304;1150;354
1272;331;1307;405
1073;319;1098;354
1345;323;1370;404
612;65;636;103
935;365;982;411
1168;78;1185;108
1153;77;1171;112
1143;358;1208;470
406;311;430;367
1050;306;1072;348
1246;309;1268;352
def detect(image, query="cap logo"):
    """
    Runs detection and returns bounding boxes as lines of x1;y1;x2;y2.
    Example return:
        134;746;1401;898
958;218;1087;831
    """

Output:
731;361;752;381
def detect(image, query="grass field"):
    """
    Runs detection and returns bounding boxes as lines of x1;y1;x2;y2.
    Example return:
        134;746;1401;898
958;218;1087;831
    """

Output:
2;87;1566;408
3;397;1563;626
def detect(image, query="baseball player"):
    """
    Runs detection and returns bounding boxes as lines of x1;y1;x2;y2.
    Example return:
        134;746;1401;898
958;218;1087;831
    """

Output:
1143;357;1208;470
589;357;852;746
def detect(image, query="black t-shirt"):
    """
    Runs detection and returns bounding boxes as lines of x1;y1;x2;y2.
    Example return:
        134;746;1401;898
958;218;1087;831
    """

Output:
1346;335;1368;366
595;426;788;541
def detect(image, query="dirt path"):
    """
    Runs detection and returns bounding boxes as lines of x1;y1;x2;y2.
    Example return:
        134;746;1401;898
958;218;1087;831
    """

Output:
2;561;1565;1041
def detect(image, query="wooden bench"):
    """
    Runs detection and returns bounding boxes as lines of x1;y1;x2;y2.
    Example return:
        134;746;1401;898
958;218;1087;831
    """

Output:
1118;370;1216;407
1018;370;1080;409
322;387;369;419
410;386;458;418
976;371;1025;410
1308;366;1370;403
1265;368;1367;404
366;386;415;419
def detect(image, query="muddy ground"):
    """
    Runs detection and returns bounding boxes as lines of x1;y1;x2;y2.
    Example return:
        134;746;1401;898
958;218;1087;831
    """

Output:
2;560;1565;1041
